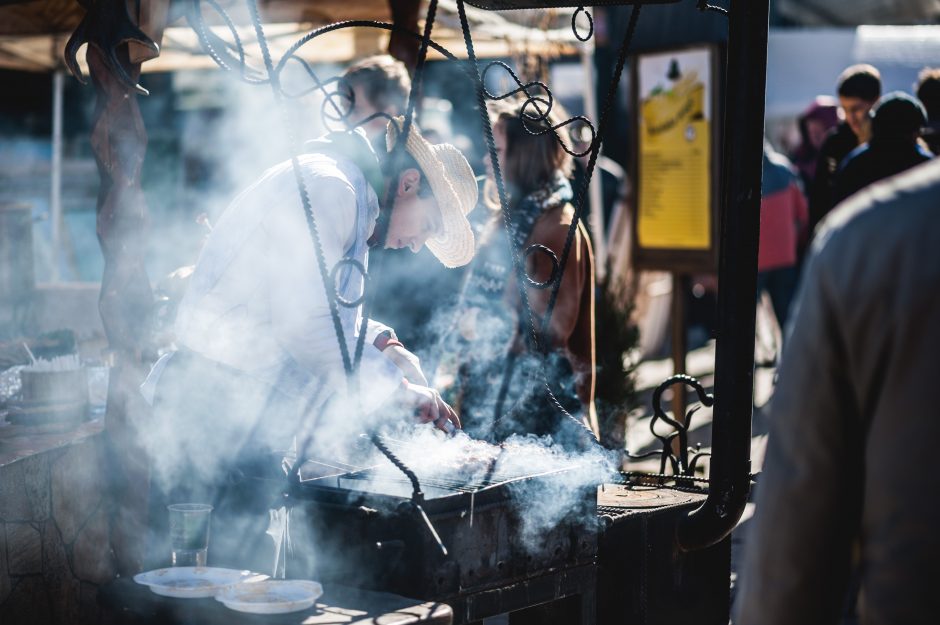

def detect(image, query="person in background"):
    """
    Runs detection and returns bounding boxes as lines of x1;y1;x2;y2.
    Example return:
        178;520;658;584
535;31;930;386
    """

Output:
758;142;808;335
808;64;881;234
734;158;940;625
915;67;940;155
789;96;840;190
451;98;597;442
340;54;412;151
832;92;932;206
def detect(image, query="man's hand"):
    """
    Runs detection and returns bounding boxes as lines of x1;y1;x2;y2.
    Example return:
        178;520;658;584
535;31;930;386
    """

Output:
399;381;461;433
383;344;429;386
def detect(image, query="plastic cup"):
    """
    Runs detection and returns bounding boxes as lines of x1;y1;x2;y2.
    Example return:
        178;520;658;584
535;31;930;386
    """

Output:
168;503;212;567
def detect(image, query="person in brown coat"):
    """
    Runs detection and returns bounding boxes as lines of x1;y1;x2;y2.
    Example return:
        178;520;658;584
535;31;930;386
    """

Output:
449;98;597;441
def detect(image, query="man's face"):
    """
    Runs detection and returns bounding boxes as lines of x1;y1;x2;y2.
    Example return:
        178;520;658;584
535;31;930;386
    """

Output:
349;83;396;143
839;96;876;140
385;168;443;253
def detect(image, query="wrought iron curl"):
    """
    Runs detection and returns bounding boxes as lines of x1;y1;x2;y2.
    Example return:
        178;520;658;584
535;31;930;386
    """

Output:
481;61;595;158
627;375;714;477
188;0;268;84
481;60;553;104
318;80;355;130
571;6;594;42
273;21;473;139
522;244;559;290
278;58;393;140
518;97;595;159
330;259;370;308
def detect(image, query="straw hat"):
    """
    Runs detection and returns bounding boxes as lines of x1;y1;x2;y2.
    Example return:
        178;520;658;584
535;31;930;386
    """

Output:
386;116;477;268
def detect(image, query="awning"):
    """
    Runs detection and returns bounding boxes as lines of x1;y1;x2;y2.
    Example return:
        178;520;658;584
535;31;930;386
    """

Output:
0;0;578;74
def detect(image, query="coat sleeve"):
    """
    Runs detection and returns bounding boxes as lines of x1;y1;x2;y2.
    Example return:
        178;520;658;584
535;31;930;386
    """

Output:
522;206;588;348
733;240;864;625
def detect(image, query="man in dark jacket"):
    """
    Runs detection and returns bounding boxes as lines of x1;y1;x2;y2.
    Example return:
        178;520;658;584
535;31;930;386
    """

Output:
916;67;940;155
832;92;932;205
808;64;881;234
735;158;940;625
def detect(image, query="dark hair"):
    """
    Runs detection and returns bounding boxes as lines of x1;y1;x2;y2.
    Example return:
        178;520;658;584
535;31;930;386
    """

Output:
916;67;940;121
382;150;434;199
871;92;927;139
342;55;412;116
837;64;882;102
490;98;573;197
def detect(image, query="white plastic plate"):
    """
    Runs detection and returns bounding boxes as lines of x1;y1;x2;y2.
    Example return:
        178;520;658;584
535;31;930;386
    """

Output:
215;580;324;614
133;567;268;599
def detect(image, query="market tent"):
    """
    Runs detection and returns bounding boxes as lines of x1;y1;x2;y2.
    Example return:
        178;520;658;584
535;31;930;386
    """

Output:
0;0;578;73
0;0;584;279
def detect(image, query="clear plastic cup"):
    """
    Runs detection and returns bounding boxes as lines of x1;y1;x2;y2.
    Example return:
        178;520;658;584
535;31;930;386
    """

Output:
167;503;213;567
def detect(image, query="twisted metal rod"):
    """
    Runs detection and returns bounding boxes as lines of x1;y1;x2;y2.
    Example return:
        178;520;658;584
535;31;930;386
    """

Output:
456;0;600;447
539;2;643;337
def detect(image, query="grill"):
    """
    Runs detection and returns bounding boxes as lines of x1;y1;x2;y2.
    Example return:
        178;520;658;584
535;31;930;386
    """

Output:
282;437;600;624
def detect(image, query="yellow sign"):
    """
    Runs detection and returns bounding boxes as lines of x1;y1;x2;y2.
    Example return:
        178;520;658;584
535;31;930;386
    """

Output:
637;49;712;250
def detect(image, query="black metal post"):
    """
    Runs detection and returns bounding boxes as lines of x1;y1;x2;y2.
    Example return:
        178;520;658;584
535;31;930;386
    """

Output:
677;0;768;551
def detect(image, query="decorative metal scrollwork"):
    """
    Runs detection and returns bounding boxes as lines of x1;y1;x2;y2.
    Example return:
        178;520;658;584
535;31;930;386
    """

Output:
522;244;559;290
481;61;596;158
571;6;594;42
627;375;715;477
330;259;370;308
188;0;268;84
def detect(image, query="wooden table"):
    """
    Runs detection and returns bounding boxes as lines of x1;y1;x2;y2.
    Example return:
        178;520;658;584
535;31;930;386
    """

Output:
100;578;453;625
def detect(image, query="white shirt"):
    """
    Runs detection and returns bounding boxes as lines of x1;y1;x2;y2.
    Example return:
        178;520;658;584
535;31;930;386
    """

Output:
166;152;402;414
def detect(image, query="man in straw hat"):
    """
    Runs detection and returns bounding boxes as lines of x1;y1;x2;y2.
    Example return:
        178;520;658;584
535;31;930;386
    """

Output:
139;119;477;570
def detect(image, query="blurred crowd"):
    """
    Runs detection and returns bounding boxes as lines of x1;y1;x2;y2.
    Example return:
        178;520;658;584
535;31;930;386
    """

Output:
758;64;938;339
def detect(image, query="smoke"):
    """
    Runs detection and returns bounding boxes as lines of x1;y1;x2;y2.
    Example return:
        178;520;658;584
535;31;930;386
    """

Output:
115;20;612;576
332;424;617;555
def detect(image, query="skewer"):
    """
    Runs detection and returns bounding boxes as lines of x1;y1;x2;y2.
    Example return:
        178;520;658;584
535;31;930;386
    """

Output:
22;343;38;365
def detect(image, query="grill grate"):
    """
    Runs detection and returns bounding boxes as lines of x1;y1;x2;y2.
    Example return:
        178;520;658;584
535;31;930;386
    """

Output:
333;464;583;496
